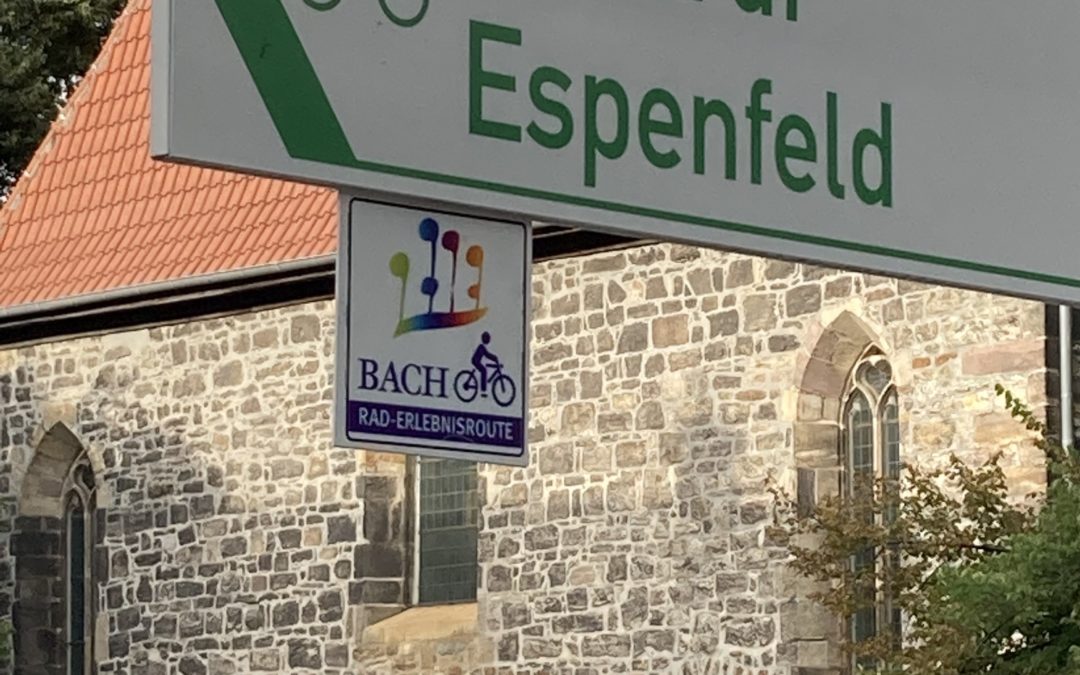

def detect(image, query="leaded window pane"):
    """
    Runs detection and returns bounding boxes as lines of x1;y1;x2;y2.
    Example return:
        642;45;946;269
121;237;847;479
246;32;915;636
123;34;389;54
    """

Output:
852;545;877;644
883;390;901;526
418;458;479;604
67;497;86;675
847;390;874;499
845;355;903;660
884;391;900;482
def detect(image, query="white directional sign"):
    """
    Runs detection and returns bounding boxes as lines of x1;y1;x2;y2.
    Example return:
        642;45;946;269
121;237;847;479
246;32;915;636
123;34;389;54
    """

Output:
155;0;1080;303
334;198;529;465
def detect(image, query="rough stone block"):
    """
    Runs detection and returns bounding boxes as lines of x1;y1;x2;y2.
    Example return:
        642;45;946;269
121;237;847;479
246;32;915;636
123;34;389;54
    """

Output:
726;259;754;288
632;629;676;655
583;633;632;657
962;339;1044;375
744;294;778;332
212;361;243;388
786;285;823;317
617;323;649;354
287;638;322;669
652;315;688;348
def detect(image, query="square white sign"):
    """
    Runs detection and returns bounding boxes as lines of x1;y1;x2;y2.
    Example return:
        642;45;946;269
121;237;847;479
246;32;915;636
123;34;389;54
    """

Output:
335;197;530;466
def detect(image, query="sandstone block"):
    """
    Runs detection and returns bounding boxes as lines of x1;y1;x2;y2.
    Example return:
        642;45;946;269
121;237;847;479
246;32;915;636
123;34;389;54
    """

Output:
725;617;776;647
250;650;280;672
743;294;778;332
913;420;955;449
582;634;632;657
583;253;627;274
633;629;676;655
726;259;754;288
212;361;243;388
617;323;649;354
786;284;822;317
962;339;1044;375
652;315;689;348
561;403;595;434
551;294;581;317
635;401;665;430
289;315;321;343
498;632;519;661
709;310;740;338
522;638;562;659
287;639;322;670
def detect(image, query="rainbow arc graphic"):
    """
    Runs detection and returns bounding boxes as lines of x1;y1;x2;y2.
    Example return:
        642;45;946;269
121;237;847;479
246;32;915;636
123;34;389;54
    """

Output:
390;218;487;337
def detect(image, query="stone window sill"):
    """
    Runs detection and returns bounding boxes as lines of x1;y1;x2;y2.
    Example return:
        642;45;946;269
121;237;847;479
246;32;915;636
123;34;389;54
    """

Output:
361;603;478;647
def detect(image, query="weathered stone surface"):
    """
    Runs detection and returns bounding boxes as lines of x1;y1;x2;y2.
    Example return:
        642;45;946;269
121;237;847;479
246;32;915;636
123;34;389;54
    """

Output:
583;633;632;657
786;285;822;317
709;310;740;338
561;403;595;435
725;618;776;647
914;420;956;448
583;253;626;273
962;339;1044;375
524;525;560;551
635;401;665;430
289;315;321;344
287;638;321;669
652;315;689;348
497;632;519;661
250;650;280;672
0;242;1047;675
726;259;754;288
743;294;778;332
212;361;243;388
617;323;649;354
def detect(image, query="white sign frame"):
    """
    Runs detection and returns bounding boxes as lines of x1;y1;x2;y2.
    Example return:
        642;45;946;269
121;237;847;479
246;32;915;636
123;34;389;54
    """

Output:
334;196;531;466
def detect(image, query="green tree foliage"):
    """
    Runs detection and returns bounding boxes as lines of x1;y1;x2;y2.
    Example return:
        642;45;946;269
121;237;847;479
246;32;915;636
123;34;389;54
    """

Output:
772;388;1080;673
0;0;123;193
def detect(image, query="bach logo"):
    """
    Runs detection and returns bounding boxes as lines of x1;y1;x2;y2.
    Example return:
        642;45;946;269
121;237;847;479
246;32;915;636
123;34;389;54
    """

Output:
389;217;487;337
357;215;517;409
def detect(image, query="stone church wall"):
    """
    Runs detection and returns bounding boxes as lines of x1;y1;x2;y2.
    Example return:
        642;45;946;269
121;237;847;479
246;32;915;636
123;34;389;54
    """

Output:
0;301;365;675
472;244;1047;674
0;243;1048;675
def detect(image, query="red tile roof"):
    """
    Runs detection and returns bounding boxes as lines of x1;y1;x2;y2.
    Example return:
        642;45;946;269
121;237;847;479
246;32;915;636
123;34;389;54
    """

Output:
0;0;337;311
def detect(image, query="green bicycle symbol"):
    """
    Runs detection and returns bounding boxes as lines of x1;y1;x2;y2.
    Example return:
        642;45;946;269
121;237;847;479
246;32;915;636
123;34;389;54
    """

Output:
302;0;429;27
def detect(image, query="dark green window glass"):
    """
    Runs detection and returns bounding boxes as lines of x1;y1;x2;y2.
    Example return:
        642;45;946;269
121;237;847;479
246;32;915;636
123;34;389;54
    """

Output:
883;390;903;643
418;458;479;604
848;390;874;497
883;391;901;483
67;495;86;675
852;545;878;645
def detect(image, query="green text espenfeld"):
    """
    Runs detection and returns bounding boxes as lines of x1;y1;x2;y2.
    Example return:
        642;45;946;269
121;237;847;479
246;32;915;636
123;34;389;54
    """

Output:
468;20;892;208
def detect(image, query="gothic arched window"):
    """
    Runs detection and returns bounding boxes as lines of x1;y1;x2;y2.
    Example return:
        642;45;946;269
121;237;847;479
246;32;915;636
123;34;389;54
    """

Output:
63;453;96;675
842;351;902;653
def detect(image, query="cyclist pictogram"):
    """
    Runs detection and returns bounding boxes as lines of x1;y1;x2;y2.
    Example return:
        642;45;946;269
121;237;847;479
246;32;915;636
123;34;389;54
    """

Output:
455;332;516;407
